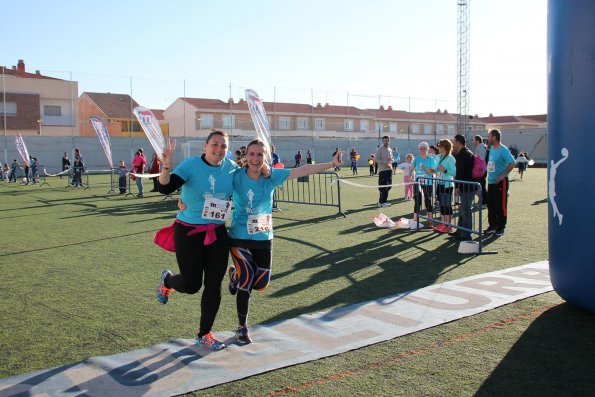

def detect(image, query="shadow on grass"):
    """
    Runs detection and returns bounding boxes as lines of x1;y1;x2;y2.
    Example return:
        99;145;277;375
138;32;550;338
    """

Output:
60;199;178;221
475;303;595;396
265;227;473;324
0;345;205;396
0;229;163;257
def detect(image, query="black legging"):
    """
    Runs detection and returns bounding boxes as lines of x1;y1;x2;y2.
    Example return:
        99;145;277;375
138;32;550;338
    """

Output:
231;246;273;326
414;184;433;214
165;222;230;337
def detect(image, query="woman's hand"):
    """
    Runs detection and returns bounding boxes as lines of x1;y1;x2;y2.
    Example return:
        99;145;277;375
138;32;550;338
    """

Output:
162;139;176;168
177;198;187;211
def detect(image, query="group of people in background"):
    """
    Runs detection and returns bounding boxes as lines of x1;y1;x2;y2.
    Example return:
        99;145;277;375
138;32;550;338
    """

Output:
388;130;517;240
3;156;40;184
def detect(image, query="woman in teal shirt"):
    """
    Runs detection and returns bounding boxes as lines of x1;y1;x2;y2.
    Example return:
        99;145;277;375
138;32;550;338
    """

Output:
412;142;437;227
431;139;456;233
228;139;343;343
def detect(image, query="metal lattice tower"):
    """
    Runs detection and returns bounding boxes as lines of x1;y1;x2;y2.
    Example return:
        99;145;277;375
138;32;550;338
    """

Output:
457;1;470;140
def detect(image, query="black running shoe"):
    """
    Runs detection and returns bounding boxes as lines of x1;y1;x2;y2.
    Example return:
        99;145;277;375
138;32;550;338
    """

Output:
235;325;252;344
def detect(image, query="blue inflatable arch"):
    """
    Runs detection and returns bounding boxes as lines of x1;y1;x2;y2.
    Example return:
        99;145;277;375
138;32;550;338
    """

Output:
548;0;595;312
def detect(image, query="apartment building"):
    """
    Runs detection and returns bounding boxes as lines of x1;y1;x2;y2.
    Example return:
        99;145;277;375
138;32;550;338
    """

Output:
1;60;78;136
78;92;168;137
163;97;486;139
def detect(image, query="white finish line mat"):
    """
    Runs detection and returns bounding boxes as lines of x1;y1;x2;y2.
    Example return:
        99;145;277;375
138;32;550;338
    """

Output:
0;261;551;397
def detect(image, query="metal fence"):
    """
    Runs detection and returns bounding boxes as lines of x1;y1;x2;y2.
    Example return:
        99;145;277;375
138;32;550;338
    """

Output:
414;176;496;255
273;171;345;217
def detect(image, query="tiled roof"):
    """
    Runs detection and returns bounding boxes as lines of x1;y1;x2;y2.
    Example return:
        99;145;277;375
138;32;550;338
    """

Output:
475;114;543;124
182;98;370;116
519;114;547;123
84;92;140;119
0;65;61;80
151;109;164;120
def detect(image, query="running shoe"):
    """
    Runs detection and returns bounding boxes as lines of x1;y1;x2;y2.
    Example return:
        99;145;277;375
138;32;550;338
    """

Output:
196;332;226;350
484;227;496;235
156;269;173;304
494;229;505;237
235;325;252;344
228;265;238;295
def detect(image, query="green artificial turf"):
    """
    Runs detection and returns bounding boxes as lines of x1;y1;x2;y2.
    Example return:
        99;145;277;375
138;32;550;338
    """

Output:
0;168;576;397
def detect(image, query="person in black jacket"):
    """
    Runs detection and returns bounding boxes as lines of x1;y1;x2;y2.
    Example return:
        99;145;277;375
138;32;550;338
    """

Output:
452;134;477;241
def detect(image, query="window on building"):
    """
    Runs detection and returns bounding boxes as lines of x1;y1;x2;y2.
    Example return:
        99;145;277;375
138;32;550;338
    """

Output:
389;122;398;133
315;118;325;130
223;115;235;129
199;114;213;129
436;124;444;134
0;102;17;116
344;119;354;131
297;117;308;130
412;123;421;134
279;117;290;130
424;124;432;134
360;120;369;131
43;105;61;117
448;124;455;134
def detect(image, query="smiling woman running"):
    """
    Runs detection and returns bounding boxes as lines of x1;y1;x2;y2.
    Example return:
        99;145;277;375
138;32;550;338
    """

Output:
155;130;241;351
227;139;343;343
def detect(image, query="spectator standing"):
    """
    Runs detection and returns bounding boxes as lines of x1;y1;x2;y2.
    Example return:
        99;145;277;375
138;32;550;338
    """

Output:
451;134;477;241
294;150;302;168
23;161;30;185
306;149;313;164
3;163;9;182
398;154;415;200
29;156;38;184
375;136;394;207
391;147;400;174
117;160;128;194
432;139;456;233
412;142;436;226
131;148;147;197
8;160;19;183
61;152;71;179
485;129;516;236
473;135;488;205
368;154;375;176
349;148;359;175
149;152;161;192
71;155;84;187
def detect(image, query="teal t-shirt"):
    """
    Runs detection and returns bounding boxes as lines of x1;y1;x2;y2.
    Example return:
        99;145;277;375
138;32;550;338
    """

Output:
434;154;456;187
412;156;436;185
230;168;291;241
487;145;515;184
172;156;239;225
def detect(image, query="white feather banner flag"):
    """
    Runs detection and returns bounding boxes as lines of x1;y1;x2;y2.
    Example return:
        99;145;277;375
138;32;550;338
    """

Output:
15;133;30;164
132;106;166;158
245;89;272;164
89;116;114;169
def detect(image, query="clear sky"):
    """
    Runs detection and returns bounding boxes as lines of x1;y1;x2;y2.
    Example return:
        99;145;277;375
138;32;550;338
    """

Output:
2;0;547;116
